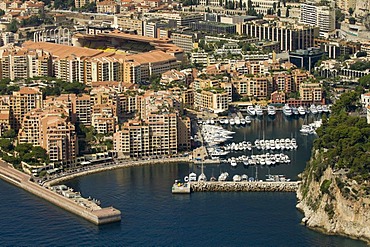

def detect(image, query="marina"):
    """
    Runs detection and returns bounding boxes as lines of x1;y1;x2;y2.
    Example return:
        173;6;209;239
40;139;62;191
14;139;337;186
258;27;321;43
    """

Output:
0;112;365;247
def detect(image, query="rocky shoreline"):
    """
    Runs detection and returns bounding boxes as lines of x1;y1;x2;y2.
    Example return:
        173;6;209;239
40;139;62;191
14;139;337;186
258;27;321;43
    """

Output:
297;167;370;245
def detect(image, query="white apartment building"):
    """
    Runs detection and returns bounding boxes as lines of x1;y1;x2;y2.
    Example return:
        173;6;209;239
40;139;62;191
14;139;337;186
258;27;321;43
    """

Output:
300;4;335;35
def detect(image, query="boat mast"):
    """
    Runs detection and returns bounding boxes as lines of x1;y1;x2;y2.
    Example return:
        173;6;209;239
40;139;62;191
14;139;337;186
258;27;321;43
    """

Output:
255;166;258;181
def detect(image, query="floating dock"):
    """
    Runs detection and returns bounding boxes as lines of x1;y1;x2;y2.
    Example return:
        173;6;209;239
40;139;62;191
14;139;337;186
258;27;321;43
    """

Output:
0;161;121;225
190;181;300;192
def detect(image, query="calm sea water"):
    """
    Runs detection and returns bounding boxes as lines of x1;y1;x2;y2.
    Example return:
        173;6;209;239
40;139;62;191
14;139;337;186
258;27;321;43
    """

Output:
0;113;367;246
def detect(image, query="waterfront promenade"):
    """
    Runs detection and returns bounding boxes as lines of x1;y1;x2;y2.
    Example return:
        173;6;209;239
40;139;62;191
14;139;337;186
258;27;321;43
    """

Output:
0;160;121;225
44;157;190;187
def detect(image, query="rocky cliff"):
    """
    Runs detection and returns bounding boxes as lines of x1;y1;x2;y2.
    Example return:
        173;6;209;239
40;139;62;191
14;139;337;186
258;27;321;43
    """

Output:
296;151;370;244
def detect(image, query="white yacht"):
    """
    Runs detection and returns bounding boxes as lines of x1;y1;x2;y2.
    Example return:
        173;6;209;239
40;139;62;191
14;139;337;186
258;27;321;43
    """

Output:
224;118;229;125
219;119;225;125
247;105;256;116
233;175;242;182
267;105;276;116
310;104;318;114
316;105;323;113
255;105;264;116
240;118;246;125
298;106;306;115
229;118;235;125
230;160;237;167
189;172;197;182
245;116;252;124
292;107;299;115
322;105;329;113
283;104;293;116
234;117;241;125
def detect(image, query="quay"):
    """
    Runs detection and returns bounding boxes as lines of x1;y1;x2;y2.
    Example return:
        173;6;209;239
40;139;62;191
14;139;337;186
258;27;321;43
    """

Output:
190;181;300;192
0;161;121;225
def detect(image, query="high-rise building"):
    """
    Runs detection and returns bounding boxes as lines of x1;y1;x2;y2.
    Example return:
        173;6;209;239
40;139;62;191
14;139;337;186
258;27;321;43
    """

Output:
18;106;78;163
300;4;335;35
237;20;319;51
9;87;43;131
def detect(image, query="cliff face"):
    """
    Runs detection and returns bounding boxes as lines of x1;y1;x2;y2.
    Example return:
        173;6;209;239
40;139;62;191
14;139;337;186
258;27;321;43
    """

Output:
297;152;370;244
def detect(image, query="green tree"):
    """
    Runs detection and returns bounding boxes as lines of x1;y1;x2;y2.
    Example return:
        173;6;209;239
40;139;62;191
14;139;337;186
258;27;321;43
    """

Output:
7;19;19;33
0;139;14;152
358;74;370;88
349;7;354;16
0;9;5;16
15;143;33;157
2;129;16;139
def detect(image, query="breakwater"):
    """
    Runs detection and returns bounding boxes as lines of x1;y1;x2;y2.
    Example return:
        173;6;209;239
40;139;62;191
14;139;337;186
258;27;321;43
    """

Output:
0;161;121;225
190;181;300;192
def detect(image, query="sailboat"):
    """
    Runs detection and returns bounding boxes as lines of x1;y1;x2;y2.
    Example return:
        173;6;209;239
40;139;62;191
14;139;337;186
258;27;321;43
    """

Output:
198;161;207;182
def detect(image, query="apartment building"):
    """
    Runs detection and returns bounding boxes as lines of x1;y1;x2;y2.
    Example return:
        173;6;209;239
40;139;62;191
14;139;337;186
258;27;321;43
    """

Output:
114;113;178;158
113;14;144;35
291;69;312;92
18;106;77;162
273;72;293;93
190;21;237;35
194;90;229;113
91;104;116;134
232;75;270;99
249;0;279;15
0;99;10;137
299;82;323;102
0;46;52;80
75;0;89;9
237;20;319;51
177;116;191;151
90;86;119;115
170;32;194;53
300;4;335;35
143;12;203;26
9;87;43;131
97;0;119;14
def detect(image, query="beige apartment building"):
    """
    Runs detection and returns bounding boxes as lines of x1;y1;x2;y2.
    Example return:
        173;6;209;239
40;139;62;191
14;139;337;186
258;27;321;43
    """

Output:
18;106;77;162
273;73;293;93
113;15;144;35
232;75;270;100
299;82;323;102
91;104;117;134
114;113;178;158
0;46;52;80
194;90;229;113
9;87;43;130
96;0;119;14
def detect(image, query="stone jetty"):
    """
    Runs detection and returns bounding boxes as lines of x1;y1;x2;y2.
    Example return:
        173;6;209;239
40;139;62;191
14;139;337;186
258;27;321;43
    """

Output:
190;181;300;192
0;160;121;225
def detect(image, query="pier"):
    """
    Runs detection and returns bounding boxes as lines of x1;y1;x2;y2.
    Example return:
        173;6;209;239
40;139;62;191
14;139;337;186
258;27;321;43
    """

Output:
190;181;300;192
0;160;121;225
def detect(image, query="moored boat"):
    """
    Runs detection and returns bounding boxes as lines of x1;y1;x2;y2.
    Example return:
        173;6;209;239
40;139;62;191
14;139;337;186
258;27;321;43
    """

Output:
283;104;292;116
247;105;256;116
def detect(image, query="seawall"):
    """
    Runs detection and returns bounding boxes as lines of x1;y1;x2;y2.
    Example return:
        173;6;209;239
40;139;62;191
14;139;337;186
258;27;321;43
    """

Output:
0;161;121;225
190;181;300;192
45;157;190;187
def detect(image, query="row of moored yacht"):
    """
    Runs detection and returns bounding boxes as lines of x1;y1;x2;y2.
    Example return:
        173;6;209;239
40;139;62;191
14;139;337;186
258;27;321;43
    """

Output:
222;138;298;152
225;153;291;167
283;104;330;117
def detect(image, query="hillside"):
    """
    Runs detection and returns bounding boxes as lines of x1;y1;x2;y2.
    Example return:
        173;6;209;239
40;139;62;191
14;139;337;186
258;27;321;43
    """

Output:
296;91;370;244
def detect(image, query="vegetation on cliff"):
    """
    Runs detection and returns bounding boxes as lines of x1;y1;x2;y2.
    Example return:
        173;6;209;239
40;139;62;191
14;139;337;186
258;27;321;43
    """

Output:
301;89;370;201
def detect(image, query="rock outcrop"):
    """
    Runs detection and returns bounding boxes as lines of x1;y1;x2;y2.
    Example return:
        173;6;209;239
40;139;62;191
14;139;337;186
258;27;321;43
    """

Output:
297;157;370;244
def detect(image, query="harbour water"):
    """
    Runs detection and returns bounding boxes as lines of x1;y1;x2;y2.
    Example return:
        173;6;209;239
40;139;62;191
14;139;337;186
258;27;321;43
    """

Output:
0;113;367;246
